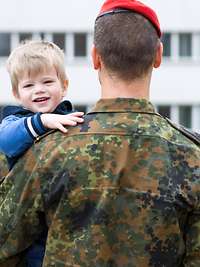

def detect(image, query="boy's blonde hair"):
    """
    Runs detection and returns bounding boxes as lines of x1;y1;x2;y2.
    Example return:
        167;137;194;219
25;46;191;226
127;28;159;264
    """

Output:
6;40;68;94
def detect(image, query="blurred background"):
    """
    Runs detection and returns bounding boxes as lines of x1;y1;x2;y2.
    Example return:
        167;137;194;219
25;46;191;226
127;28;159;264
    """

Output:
0;0;199;132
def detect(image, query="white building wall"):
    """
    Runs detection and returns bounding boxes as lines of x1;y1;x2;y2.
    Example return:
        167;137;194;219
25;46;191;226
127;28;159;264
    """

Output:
0;0;200;129
151;64;200;104
143;0;200;32
0;0;103;32
0;0;199;32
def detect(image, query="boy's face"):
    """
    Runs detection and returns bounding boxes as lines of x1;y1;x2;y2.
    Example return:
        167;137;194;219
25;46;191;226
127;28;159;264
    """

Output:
15;68;67;113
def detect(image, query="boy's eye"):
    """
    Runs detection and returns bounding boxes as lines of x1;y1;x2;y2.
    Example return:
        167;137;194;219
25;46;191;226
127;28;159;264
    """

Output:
44;80;54;84
23;83;33;88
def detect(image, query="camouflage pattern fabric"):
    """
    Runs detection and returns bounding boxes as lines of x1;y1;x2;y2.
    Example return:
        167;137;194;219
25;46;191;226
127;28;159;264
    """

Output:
0;153;8;182
0;98;200;267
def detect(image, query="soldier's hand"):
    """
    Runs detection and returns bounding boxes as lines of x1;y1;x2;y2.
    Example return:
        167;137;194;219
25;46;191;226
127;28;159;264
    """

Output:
40;112;84;133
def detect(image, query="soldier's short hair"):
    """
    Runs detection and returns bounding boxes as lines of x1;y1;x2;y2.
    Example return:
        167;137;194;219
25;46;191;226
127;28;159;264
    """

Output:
6;40;67;94
94;12;160;81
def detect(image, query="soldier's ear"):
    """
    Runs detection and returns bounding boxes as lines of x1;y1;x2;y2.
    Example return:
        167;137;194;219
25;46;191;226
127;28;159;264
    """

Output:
91;45;101;70
154;41;163;68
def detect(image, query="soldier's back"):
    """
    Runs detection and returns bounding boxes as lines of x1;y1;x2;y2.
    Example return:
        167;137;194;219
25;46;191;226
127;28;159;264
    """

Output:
42;108;200;267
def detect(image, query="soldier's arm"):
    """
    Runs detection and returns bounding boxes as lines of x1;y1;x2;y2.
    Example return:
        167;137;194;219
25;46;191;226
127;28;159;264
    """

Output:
183;152;200;266
0;255;25;267
0;131;63;264
183;208;200;266
0;146;45;263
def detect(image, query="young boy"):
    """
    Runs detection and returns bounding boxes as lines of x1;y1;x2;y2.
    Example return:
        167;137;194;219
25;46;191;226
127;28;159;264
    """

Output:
0;40;84;267
0;40;84;169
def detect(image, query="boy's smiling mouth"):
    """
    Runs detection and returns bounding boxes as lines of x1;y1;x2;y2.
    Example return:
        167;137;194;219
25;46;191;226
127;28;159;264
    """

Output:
33;97;50;103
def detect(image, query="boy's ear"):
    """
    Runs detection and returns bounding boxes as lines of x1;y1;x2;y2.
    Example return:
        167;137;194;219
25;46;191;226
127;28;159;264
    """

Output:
63;79;68;89
154;41;163;68
62;79;68;96
12;88;19;100
91;45;101;70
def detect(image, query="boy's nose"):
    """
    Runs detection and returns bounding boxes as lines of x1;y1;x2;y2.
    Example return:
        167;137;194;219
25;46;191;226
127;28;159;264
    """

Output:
34;84;45;93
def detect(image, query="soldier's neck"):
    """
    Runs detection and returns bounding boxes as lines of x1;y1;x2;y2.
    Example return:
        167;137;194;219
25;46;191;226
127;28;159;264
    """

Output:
100;72;151;100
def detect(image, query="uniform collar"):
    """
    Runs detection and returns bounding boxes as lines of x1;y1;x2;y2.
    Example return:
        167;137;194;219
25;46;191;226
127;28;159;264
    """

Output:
89;98;155;114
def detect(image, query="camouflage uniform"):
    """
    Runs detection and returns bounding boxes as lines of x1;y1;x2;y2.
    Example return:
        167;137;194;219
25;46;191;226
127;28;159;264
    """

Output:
0;153;8;182
0;98;200;267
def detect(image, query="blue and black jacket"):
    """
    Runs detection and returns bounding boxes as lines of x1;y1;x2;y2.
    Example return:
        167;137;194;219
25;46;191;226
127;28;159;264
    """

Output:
0;100;73;170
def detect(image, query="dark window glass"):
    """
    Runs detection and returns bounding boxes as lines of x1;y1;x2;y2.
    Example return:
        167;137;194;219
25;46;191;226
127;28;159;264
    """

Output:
19;33;32;43
53;33;65;51
162;33;171;57
0;106;5;122
0;33;11;56
40;33;45;40
74;105;87;113
157;105;171;119
179;106;192;128
179;33;192;57
74;33;86;57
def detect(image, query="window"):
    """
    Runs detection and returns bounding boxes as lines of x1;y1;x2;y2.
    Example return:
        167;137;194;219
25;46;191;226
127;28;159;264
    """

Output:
74;105;87;113
0;106;5;123
19;33;32;43
179;106;192;128
53;33;65;51
179;33;192;57
157;105;171;119
162;33;171;57
74;33;87;57
0;33;11;56
39;33;45;40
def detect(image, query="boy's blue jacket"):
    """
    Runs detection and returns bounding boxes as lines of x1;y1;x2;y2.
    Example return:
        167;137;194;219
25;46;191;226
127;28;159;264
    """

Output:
0;100;73;169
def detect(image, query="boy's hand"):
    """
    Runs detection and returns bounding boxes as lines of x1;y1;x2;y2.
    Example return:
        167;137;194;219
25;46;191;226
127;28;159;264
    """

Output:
40;112;84;133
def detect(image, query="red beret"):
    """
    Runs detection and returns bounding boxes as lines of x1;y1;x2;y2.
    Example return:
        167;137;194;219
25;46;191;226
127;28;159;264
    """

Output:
96;0;161;38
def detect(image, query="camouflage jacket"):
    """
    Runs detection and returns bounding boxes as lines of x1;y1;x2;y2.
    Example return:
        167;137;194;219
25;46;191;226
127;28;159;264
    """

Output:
0;98;200;267
0;153;8;182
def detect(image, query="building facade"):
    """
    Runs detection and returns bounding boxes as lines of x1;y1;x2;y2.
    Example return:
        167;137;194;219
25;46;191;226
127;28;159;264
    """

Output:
0;0;200;131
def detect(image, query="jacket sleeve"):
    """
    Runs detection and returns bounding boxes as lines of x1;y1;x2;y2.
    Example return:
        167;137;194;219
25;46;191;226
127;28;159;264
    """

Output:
183;151;200;266
0;132;58;264
0;151;45;264
184;207;200;266
0;113;47;157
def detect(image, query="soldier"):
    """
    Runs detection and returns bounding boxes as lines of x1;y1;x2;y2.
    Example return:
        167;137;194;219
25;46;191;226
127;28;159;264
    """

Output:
0;0;200;266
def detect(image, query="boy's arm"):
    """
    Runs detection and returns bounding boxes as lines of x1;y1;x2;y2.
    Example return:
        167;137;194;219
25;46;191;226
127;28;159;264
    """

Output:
0;112;84;158
0;113;47;157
